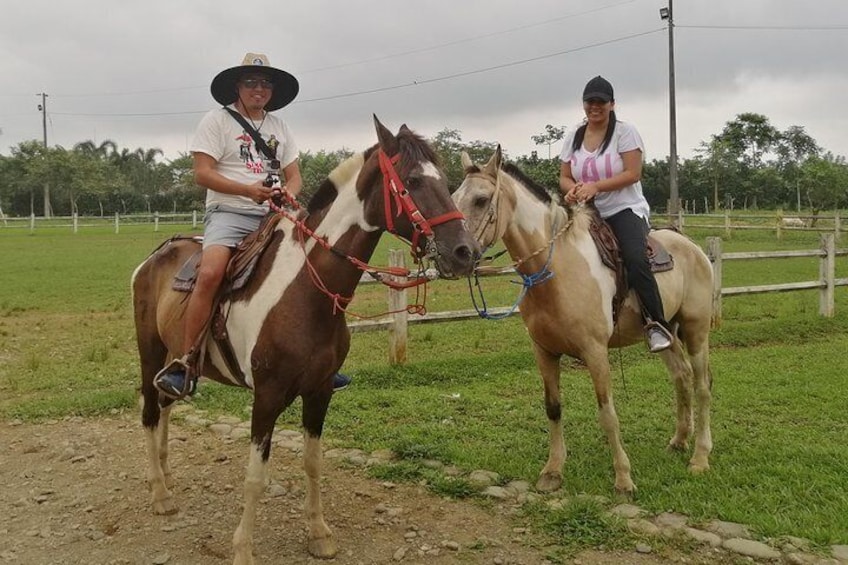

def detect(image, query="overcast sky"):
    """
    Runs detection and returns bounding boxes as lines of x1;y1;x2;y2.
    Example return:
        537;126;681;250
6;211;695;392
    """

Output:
2;0;847;165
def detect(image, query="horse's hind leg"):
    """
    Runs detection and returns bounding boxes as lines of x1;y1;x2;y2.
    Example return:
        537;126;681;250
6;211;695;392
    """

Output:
686;337;713;472
140;340;178;515
301;392;336;558
532;344;566;492
658;340;694;452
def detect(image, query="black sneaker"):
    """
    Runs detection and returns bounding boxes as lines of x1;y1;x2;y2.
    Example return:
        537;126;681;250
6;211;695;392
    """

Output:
154;369;196;398
332;373;351;392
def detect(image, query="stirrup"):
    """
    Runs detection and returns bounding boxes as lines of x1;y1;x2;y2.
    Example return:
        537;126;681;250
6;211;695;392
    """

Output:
154;356;195;401
645;321;673;353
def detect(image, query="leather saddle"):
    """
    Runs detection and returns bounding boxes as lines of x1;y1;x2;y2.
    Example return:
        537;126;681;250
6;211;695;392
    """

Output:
167;212;284;385
586;208;675;323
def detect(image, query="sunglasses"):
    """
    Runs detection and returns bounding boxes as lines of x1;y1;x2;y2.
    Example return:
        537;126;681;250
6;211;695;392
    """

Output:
240;78;274;90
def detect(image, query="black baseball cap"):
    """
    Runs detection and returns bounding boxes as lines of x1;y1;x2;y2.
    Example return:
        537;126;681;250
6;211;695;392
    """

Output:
582;75;614;102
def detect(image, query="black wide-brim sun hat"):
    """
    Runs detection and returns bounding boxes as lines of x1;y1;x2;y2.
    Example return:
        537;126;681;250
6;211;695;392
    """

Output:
210;53;299;112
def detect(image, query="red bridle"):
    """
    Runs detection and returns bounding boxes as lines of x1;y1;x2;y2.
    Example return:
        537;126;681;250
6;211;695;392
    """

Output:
377;149;464;257
267;148;464;316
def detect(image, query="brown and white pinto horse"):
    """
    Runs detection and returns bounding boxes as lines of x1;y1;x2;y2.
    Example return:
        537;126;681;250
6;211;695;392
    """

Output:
453;148;713;495
132;117;478;564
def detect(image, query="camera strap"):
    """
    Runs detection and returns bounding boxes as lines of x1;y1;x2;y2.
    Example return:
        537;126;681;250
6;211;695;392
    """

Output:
223;107;277;162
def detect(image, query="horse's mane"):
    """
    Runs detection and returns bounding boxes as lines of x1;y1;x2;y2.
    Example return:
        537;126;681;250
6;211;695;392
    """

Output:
501;162;554;204
307;128;438;215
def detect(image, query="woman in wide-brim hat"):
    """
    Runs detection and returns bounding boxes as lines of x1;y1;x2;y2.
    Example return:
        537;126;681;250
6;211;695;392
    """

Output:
210;52;299;111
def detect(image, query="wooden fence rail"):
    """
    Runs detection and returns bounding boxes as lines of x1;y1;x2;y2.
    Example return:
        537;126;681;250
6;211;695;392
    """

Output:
2;211;842;241
354;234;848;362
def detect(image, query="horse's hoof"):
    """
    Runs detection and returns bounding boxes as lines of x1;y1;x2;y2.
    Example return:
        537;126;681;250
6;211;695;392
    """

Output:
152;497;178;515
535;472;562;493
667;438;689;452
614;480;637;496
307;536;337;559
232;551;255;565
688;460;710;474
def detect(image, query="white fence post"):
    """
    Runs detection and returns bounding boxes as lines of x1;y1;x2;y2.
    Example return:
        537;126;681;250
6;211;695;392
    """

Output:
30;213;35;233
820;233;835;317
707;237;723;328
835;213;841;242
114;212;120;234
724;211;731;238
73;212;78;233
192;210;198;228
388;250;408;365
154;212;160;232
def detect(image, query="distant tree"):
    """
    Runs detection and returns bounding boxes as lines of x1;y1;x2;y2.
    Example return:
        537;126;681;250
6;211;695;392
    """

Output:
430;128;499;191
774;125;820;211
530;124;565;159
714;113;780;208
799;153;848;212
298;149;354;204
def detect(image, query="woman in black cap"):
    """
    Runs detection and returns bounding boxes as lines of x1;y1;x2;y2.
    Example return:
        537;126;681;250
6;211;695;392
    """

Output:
154;53;351;398
559;75;673;353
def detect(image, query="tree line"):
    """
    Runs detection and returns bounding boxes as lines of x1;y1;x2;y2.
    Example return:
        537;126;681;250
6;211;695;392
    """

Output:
1;112;846;219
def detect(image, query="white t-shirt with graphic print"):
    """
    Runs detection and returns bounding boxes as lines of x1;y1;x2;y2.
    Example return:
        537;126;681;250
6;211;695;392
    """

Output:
559;120;650;221
191;106;299;212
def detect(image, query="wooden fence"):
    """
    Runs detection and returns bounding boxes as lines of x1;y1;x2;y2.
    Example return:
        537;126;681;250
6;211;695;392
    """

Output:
353;235;848;362
2;210;842;240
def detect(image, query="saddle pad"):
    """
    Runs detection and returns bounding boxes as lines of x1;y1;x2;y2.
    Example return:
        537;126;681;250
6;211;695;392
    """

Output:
173;251;201;293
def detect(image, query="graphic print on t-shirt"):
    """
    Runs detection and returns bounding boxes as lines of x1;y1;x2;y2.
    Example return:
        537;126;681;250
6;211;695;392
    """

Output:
235;131;265;174
574;152;613;184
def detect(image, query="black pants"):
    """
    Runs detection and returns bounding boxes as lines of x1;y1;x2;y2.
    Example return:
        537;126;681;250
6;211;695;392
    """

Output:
605;208;667;326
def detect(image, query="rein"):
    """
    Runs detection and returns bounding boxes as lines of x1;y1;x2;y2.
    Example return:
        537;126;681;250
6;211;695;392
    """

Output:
469;183;573;320
268;149;461;316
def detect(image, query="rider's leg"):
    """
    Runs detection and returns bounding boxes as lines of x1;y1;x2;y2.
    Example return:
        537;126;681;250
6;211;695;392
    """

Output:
604;209;672;352
155;245;231;397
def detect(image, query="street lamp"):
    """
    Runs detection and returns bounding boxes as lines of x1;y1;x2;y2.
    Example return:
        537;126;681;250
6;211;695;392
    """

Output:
660;2;679;221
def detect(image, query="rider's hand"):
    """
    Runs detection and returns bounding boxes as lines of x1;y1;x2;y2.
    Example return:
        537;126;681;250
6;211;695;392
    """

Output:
246;181;273;204
565;182;583;204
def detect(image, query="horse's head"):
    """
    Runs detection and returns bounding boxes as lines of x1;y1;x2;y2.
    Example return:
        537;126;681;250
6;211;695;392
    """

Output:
361;116;479;278
452;145;515;251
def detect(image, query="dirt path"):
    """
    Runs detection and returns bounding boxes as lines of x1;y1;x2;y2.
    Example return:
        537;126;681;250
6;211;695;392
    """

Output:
0;416;722;565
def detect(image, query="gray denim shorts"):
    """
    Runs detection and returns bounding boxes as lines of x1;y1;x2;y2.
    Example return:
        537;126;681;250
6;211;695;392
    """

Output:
203;205;266;249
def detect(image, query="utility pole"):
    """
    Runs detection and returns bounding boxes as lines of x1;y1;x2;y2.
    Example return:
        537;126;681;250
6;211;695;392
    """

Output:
660;1;678;221
36;92;52;218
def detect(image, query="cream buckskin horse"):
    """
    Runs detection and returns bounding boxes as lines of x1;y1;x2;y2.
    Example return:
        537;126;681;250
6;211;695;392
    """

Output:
453;147;713;494
132;117;478;564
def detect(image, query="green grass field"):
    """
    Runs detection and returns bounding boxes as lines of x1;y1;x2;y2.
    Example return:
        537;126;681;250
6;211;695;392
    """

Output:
1;221;847;557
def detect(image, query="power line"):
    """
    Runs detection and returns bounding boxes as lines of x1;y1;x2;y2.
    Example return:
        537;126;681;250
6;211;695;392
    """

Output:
13;1;639;100
299;0;637;74
678;24;848;31
48;27;665;117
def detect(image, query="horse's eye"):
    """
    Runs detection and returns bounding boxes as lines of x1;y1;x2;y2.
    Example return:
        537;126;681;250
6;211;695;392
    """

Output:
405;176;421;190
473;196;489;209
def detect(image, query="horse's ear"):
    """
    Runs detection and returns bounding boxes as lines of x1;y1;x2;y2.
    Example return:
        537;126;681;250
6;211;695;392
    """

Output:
398;124;412;135
482;145;502;177
373;115;399;155
460;151;474;171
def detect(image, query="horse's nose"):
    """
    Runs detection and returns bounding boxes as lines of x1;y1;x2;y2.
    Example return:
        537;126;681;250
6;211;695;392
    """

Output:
453;240;480;271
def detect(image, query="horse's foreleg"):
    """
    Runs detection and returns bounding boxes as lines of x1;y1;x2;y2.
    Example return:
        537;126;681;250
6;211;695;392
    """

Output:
687;344;713;473
586;351;635;494
232;442;268;565
301;393;336;559
533;344;566;492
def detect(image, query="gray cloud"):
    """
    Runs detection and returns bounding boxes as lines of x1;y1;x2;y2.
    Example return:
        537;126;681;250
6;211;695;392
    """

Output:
2;0;846;163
